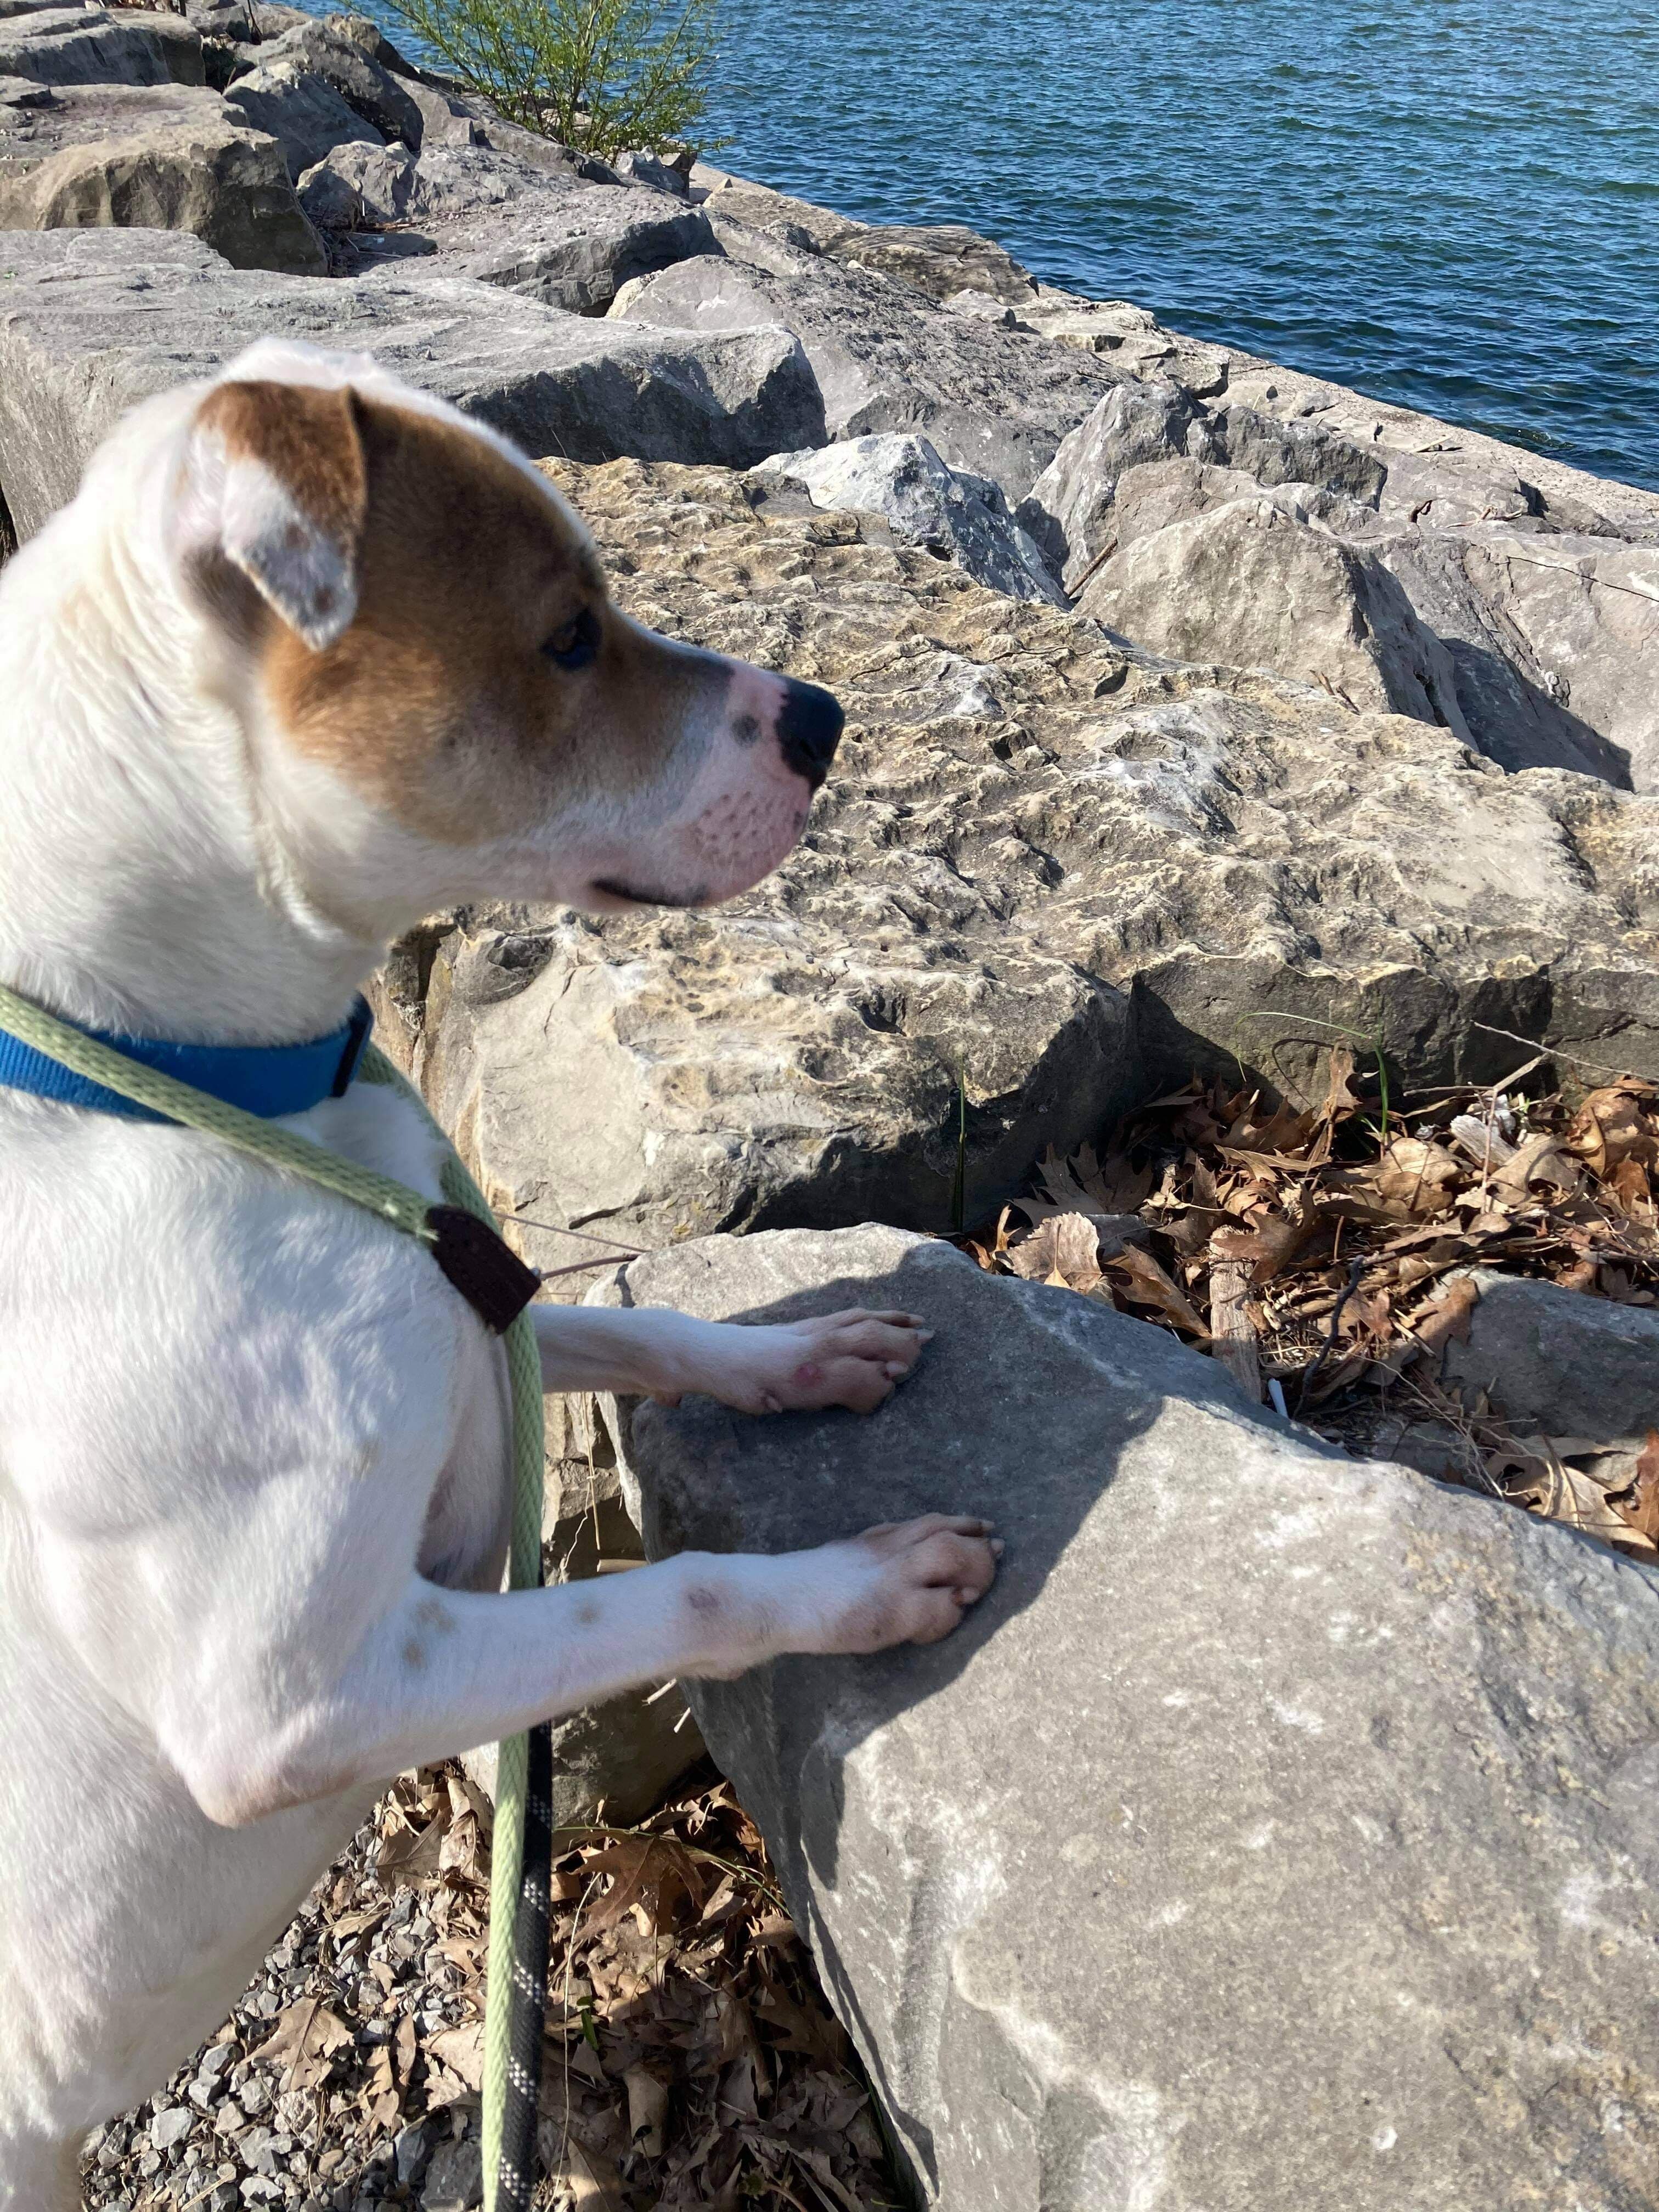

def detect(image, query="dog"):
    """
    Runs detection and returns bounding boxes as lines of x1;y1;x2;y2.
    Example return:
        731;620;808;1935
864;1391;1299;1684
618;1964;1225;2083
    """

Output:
0;340;1000;2207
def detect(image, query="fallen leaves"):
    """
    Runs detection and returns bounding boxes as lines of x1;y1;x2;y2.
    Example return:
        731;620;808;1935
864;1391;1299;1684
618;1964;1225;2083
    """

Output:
963;1049;1659;1559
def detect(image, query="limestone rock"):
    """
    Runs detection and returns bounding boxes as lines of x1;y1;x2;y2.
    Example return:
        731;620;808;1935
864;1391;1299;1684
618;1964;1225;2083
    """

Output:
398;168;715;314
1216;353;1659;541
1209;400;1389;506
374;455;1659;1259
1108;455;1375;553
0;117;324;273
1019;286;1231;394
0;232;826;537
1080;495;1468;731
253;16;425;148
0;4;200;87
297;136;414;228
1444;1268;1659;1442
692;166;862;255
1370;526;1659;789
222;58;381;178
755;433;1064;604
828;218;1036;308
1017;376;1200;586
606;1223;1659;2212
0;77;226;179
614;249;1121;500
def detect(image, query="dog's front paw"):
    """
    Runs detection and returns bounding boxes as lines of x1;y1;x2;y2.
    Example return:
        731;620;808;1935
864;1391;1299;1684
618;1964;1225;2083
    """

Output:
659;1308;934;1417
798;1515;1002;1655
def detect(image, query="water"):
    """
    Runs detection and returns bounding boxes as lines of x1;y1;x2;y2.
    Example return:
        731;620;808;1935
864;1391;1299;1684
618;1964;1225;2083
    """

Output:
362;0;1659;490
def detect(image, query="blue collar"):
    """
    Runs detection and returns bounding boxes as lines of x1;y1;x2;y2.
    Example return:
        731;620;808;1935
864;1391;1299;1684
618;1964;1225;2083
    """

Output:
0;994;374;1124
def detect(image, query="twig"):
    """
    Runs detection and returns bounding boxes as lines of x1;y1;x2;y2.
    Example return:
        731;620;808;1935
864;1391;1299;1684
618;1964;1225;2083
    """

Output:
510;1213;651;1255
1295;1255;1367;1411
1473;1024;1652;1085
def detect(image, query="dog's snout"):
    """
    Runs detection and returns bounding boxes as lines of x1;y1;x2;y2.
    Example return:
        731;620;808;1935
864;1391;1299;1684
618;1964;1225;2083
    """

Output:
776;679;844;789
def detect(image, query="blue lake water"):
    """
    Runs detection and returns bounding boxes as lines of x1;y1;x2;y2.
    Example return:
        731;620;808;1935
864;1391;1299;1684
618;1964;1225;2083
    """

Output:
360;0;1659;490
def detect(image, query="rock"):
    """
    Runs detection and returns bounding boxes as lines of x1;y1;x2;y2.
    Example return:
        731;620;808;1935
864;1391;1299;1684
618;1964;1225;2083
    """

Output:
1443;1268;1659;1442
614;250;1121;501
0;77;225;172
1019;286;1231;394
420;2137;482;2212
1017;376;1199;586
254;16;425;148
0;4;201;87
1107;454;1374;552
0;119;324;275
373;151;717;313
613;145;689;196
606;1221;1659;2212
399;76;482;150
1209;400;1389;507
1369;526;1659;789
0;232;826;536
1078;496;1469;731
693;166;863;254
148;2107;193;2153
755;432;1064;605
222;59;381;179
0;72;52;106
376;454;1659;1259
828;218;1036;308
296;136;414;228
1216;353;1659;541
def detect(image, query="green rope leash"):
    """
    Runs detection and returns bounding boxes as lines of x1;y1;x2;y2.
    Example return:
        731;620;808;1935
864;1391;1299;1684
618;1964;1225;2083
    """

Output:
0;980;543;2212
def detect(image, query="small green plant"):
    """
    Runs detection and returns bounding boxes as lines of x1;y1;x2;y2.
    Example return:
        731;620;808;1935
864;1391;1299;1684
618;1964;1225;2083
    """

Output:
387;0;725;158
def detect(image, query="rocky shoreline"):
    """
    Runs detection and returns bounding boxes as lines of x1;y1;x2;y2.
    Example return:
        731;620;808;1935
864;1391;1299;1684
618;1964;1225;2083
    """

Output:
6;10;1659;2207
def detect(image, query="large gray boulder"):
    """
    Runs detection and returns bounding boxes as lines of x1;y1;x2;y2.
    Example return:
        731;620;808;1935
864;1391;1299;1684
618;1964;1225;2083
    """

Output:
253;15;424;148
0;76;224;173
346;143;717;313
221;58;381;178
0;230;826;537
613;249;1122;501
828;218;1037;308
1372;526;1659;789
1017;377;1201;587
1445;1268;1659;1442
0;116;324;275
374;453;1659;1260
603;1223;1659;2212
1079;494;1469;732
0;4;202;86
754;432;1064;604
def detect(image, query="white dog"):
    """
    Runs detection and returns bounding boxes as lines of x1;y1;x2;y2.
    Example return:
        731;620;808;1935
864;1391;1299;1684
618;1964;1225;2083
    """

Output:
0;341;999;2208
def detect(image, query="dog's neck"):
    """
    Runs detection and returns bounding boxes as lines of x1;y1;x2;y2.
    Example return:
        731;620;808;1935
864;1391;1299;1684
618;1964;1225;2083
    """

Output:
0;452;424;1049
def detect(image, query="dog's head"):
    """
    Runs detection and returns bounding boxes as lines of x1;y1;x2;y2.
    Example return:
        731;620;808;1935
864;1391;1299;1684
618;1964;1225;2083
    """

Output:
161;340;841;924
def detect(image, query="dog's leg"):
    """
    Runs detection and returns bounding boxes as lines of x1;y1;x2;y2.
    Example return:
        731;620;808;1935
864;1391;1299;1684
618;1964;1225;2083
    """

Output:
177;1515;998;1826
534;1301;934;1415
0;2130;81;2212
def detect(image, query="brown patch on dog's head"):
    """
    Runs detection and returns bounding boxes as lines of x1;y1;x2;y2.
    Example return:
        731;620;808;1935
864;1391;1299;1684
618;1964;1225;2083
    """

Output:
184;381;733;849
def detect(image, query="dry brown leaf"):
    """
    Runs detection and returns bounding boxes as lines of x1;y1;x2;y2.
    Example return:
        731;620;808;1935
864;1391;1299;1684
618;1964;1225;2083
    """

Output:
1610;1431;1659;1545
1104;1244;1207;1336
252;1999;353;2092
1006;1212;1103;1292
1373;1136;1463;1215
1488;1132;1579;1205
427;2023;484;2091
1404;1276;1479;1355
622;2062;669;2158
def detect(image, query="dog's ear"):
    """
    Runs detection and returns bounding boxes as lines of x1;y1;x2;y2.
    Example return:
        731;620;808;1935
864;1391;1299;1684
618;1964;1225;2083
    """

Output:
177;379;368;652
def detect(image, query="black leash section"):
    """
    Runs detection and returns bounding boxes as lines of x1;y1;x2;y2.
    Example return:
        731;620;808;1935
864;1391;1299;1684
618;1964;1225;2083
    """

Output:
496;1718;554;2207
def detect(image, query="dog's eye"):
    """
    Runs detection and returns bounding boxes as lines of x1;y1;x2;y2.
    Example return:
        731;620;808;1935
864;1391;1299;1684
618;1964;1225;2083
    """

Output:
541;607;601;671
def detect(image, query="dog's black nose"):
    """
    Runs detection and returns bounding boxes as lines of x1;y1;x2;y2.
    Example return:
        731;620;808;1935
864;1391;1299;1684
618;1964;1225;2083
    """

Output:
776;678;844;789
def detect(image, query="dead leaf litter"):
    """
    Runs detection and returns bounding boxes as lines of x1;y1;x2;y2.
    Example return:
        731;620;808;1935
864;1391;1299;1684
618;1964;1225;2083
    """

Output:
81;1761;898;2212
963;1045;1659;1560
